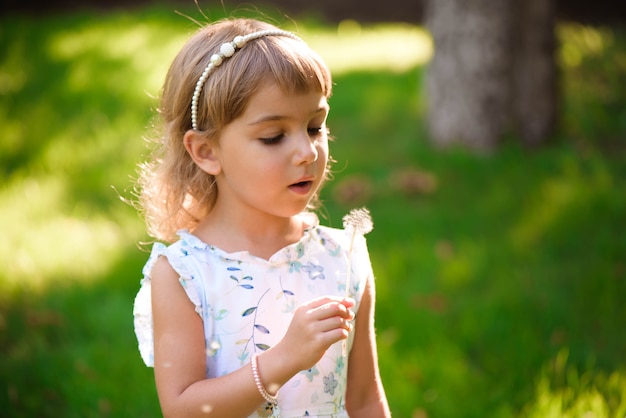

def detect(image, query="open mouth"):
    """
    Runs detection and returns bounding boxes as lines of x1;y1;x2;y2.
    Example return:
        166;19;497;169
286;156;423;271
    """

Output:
289;180;313;194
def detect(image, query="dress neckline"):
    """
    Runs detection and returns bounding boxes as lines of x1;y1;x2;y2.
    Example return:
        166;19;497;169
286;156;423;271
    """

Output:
176;212;320;265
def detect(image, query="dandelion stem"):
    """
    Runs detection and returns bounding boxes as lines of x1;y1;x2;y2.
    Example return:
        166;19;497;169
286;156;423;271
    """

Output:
341;207;373;357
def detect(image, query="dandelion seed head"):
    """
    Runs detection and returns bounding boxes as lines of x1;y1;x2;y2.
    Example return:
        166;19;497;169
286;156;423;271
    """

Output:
342;207;373;236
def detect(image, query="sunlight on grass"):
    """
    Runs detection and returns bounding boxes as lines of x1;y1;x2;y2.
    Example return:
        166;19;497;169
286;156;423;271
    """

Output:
46;17;432;95
522;349;626;418
48;21;188;96
510;156;613;252
558;24;613;68
298;20;432;75
558;23;626;142
0;175;141;290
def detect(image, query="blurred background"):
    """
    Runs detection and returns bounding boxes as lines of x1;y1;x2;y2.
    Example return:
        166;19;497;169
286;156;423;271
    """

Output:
1;0;625;417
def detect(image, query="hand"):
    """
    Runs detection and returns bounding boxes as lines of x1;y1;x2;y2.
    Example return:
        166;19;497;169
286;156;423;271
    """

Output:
278;296;355;371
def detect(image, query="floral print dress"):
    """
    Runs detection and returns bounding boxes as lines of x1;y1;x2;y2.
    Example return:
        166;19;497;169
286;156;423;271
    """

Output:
133;213;372;417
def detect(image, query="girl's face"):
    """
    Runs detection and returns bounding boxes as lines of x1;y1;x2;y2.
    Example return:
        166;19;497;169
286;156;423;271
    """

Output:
211;82;330;220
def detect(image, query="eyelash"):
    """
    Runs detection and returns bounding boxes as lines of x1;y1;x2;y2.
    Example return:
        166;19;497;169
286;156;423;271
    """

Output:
260;134;284;145
259;127;325;145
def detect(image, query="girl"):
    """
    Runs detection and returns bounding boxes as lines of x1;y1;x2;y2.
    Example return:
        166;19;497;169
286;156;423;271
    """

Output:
133;17;391;418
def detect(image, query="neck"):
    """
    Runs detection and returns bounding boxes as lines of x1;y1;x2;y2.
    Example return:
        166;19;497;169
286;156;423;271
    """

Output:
193;206;304;260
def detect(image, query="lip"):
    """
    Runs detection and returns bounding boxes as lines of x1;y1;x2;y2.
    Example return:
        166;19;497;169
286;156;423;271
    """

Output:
288;176;315;195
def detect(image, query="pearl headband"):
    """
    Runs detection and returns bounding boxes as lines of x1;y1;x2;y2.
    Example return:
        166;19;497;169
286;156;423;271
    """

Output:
191;29;303;130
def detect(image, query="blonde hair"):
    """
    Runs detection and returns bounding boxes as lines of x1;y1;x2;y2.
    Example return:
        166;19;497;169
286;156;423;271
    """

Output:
137;18;333;242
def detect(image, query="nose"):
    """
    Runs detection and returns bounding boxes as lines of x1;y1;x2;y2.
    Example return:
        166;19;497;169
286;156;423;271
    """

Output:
293;132;318;165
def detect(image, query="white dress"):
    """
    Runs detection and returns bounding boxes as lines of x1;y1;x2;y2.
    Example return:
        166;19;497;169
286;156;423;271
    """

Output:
133;213;372;417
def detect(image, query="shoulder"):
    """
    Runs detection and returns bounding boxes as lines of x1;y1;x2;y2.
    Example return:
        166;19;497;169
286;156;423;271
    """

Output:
145;230;215;277
150;254;179;282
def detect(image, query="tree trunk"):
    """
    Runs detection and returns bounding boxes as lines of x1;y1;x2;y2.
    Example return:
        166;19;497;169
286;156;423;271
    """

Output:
425;0;557;151
514;0;558;146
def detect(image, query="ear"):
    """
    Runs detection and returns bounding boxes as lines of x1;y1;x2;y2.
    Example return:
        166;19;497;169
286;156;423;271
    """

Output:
183;130;222;175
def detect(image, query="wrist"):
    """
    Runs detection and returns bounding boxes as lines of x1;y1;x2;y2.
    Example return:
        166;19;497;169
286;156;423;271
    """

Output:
270;340;307;373
251;353;279;403
253;344;302;394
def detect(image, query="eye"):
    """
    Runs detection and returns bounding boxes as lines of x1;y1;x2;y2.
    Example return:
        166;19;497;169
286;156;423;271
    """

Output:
259;133;284;145
308;127;326;137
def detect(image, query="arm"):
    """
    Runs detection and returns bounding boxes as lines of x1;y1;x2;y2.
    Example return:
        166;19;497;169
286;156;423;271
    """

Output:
346;275;391;417
151;256;355;418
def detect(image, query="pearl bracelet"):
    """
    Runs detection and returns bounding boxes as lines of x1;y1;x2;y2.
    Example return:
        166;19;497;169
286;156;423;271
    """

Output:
251;353;278;405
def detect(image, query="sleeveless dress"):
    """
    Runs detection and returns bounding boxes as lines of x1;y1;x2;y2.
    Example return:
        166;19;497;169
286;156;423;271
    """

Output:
133;213;373;417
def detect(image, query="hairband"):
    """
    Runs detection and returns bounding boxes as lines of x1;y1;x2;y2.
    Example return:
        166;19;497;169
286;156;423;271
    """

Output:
190;29;302;130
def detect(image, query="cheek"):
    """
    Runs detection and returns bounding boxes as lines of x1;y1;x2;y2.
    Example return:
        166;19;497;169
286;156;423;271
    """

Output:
317;139;330;162
317;142;330;170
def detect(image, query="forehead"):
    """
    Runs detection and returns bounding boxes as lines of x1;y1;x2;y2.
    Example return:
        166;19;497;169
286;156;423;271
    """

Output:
239;82;329;123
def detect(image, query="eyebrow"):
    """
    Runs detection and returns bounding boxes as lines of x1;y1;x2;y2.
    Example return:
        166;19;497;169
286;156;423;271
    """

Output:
247;106;329;126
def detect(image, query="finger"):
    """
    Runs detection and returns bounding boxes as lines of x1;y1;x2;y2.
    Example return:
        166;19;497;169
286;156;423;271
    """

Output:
302;295;351;310
315;315;354;334
341;297;356;309
324;322;353;341
308;301;353;321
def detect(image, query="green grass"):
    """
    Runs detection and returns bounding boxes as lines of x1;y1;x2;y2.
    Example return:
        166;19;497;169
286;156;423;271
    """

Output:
1;5;625;417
